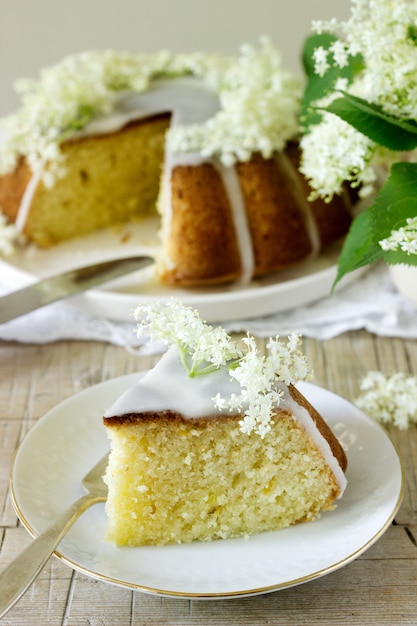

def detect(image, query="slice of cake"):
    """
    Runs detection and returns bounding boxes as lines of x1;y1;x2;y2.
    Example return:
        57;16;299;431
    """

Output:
102;300;347;546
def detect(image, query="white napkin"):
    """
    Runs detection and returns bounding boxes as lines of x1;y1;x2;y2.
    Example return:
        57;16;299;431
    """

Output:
0;264;415;353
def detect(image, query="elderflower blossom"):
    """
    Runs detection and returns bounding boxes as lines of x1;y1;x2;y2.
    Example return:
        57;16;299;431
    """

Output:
0;38;301;182
379;217;417;254
356;371;417;429
134;299;242;377
0;212;21;256
214;333;311;437
168;37;302;165
134;299;311;437
302;0;417;199
312;0;417;118
300;111;377;200
312;46;331;77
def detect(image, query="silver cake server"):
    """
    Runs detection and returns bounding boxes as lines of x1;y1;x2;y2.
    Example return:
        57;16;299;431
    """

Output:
0;255;153;323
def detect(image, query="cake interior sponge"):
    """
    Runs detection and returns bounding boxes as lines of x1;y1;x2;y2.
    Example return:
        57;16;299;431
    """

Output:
104;407;343;546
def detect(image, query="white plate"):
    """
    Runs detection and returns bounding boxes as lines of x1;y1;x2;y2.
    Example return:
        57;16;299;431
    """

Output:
0;220;364;322
10;375;403;599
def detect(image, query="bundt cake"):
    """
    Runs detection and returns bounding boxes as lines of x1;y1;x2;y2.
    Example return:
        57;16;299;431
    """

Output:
0;41;353;287
103;300;347;546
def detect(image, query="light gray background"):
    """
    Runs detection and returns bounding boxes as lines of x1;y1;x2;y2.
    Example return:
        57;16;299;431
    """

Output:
0;0;350;117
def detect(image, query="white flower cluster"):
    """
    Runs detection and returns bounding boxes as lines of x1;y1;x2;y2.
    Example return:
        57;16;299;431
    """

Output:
135;299;242;377
356;370;417;429
214;333;311;437
312;0;417;118
0;212;21;256
0;38;301;180
300;110;377;200
168;37;302;166
311;39;350;77
379;216;417;254
0;50;161;183
135;299;311;437
301;0;417;199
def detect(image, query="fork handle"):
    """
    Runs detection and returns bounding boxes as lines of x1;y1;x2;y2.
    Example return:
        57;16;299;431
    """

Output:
0;493;105;618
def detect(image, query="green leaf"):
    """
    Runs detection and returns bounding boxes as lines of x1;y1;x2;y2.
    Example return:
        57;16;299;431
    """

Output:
333;208;384;288
325;92;417;150
334;162;417;287
300;33;363;130
408;24;417;44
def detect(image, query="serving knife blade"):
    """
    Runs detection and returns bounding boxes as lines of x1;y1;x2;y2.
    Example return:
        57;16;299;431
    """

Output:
0;255;153;324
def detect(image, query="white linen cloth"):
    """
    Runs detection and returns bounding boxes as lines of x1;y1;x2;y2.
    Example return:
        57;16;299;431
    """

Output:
0;264;416;353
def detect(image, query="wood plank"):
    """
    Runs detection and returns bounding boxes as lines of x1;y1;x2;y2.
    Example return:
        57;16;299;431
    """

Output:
0;419;21;526
1;333;417;625
0;527;71;624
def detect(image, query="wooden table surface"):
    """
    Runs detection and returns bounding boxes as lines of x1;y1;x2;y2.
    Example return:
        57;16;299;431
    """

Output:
1;331;416;625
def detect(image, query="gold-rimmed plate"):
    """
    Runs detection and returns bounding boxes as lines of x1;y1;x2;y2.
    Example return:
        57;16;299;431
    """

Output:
9;375;403;599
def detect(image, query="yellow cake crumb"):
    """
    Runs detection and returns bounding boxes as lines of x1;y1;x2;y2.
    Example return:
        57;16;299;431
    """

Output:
104;411;340;546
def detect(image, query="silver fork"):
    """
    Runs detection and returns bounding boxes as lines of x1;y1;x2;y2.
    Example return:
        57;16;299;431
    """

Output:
0;453;109;618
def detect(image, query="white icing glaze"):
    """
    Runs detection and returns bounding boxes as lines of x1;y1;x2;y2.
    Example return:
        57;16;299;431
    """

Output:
279;385;347;498
104;345;238;418
15;77;256;282
15;164;44;232
275;151;320;257
212;161;255;284
104;344;347;496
